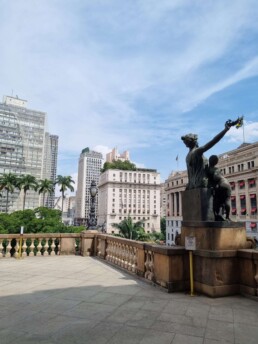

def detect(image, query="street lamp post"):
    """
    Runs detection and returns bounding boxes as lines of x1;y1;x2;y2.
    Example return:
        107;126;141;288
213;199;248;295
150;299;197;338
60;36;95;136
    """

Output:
87;180;98;229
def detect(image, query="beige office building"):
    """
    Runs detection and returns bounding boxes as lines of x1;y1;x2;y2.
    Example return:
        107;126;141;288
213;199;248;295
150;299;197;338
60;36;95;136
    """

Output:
165;142;258;245
98;168;161;234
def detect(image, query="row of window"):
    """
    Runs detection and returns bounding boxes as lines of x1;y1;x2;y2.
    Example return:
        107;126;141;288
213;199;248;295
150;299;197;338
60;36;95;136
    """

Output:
221;160;255;175
230;179;256;189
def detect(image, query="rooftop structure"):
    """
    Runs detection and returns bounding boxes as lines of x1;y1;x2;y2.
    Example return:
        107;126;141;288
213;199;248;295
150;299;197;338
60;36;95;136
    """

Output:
106;147;130;163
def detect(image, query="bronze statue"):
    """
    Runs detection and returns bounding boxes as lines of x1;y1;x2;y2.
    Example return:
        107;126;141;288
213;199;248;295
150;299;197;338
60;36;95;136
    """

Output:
181;117;243;221
181;117;242;190
206;155;231;221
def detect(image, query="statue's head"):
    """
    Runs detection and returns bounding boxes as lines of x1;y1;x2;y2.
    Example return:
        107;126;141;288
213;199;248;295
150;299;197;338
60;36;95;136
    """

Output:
181;134;198;148
209;155;219;167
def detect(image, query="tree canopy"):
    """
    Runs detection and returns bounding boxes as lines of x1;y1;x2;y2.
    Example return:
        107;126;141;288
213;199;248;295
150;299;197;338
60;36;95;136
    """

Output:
101;160;136;172
0;207;85;234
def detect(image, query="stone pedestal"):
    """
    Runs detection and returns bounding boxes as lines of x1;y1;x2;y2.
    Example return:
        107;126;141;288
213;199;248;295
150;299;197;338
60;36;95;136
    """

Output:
181;221;250;297
181;189;251;297
181;221;247;250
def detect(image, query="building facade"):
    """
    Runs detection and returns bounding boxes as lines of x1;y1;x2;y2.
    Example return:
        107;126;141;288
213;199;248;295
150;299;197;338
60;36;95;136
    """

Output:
0;95;57;211
98;168;161;234
165;142;258;245
75;148;103;225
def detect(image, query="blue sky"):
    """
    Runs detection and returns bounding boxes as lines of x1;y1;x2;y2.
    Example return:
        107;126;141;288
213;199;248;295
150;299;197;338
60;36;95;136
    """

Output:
1;0;258;190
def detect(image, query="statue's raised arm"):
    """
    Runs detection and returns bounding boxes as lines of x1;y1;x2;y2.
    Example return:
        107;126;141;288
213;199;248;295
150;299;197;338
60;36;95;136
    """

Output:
181;117;243;190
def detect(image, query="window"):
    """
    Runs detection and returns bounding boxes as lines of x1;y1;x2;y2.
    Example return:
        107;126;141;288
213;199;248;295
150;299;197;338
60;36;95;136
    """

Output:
250;194;257;214
240;195;246;214
238;180;245;189
248;179;256;188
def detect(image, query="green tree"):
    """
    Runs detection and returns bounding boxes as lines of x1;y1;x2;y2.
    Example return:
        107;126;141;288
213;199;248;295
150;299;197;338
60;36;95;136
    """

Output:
112;216;145;240
101;160;136;172
17;174;38;210
0;172;18;212
55;175;75;214
37;179;54;207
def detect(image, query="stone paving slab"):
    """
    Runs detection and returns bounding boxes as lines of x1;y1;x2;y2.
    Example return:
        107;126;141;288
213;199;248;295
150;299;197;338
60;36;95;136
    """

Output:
0;256;258;344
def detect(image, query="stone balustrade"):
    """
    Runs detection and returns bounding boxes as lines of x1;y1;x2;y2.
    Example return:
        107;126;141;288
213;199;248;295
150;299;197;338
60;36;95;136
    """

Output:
0;231;258;298
0;233;81;258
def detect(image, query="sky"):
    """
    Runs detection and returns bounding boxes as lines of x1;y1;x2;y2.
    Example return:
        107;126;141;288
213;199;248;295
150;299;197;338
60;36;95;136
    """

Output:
1;0;258;191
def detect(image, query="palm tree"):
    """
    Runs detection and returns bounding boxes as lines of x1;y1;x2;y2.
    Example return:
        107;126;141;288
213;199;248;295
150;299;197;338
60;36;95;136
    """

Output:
0;172;18;212
17;174;38;210
37;179;55;207
55;175;75;214
112;216;145;240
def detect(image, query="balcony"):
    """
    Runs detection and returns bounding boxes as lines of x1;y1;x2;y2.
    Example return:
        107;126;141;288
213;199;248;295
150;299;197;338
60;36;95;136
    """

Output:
1;234;258;343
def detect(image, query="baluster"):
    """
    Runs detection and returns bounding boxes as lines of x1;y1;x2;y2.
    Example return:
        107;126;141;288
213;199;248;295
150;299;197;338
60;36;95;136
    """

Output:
115;243;120;265
127;246;133;271
14;238;20;258
121;244;126;268
37;238;42;256
43;238;49;256
125;245;130;270
132;247;137;273
106;241;111;261
5;240;11;258
29;239;35;256
144;251;150;279
56;239;60;255
110;241;114;263
22;239;27;257
117;243;123;266
50;238;56;256
0;239;3;258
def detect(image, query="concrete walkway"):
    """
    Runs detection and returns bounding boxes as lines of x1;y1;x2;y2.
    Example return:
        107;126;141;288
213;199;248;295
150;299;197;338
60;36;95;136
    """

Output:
0;256;258;344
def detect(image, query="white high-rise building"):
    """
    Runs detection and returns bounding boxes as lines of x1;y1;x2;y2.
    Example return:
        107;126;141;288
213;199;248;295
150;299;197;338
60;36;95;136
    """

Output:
0;95;58;211
98;168;161;234
75;148;103;225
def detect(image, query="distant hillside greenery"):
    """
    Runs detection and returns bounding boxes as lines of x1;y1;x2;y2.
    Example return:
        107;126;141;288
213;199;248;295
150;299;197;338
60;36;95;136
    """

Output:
101;160;137;172
0;207;85;234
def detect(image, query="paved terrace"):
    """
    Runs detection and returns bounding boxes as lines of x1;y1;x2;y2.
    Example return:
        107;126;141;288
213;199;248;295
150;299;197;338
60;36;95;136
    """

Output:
1;256;258;344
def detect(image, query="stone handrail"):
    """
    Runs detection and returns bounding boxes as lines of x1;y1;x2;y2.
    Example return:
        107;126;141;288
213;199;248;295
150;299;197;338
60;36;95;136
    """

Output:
95;234;187;291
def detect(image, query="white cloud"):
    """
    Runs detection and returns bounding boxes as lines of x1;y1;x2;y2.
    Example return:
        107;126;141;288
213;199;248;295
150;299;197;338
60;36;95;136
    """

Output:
226;121;258;144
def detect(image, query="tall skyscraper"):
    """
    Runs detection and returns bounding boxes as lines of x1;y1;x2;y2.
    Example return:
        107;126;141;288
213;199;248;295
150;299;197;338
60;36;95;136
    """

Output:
75;147;103;225
0;95;58;211
42;133;59;208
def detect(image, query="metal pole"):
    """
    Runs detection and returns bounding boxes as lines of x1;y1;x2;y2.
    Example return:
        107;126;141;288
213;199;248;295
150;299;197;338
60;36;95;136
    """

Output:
189;251;194;296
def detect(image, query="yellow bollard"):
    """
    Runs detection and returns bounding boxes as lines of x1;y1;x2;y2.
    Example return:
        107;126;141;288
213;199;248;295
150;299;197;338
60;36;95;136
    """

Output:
189;250;194;296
